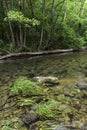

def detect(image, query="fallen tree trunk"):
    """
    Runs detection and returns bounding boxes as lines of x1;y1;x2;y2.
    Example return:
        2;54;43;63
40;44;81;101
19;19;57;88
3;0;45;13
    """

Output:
0;48;86;60
0;49;73;60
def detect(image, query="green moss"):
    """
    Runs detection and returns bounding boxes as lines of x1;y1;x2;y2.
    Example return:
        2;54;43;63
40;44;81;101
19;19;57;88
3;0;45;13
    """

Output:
12;77;43;96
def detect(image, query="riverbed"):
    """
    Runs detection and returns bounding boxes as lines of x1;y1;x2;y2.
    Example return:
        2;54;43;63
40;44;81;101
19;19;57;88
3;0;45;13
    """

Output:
0;52;87;130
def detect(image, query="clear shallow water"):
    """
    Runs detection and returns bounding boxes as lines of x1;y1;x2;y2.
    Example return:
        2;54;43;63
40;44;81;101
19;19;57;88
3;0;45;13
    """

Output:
0;52;87;83
0;52;87;130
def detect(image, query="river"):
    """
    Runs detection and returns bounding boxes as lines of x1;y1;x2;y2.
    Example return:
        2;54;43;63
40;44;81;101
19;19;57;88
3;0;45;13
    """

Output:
0;52;87;130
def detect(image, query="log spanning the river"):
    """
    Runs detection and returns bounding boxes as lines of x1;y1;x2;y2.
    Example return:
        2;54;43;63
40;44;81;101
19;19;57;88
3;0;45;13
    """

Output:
0;48;86;60
0;49;73;60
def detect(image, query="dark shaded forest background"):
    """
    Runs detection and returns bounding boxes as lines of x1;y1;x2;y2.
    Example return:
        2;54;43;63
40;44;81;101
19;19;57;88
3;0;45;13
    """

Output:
0;0;87;55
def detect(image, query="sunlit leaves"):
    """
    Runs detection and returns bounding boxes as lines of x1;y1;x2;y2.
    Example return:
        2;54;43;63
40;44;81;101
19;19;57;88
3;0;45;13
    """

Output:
4;10;40;28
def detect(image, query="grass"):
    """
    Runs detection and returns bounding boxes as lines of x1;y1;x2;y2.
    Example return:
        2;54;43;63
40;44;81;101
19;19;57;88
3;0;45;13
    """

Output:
12;76;43;96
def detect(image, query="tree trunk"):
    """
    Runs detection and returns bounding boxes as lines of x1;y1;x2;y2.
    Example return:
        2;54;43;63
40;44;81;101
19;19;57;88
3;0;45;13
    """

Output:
38;0;46;51
49;0;55;46
11;0;14;9
19;24;23;49
4;0;15;50
19;0;23;49
23;27;27;47
77;0;86;35
63;0;67;22
29;0;35;18
16;32;20;48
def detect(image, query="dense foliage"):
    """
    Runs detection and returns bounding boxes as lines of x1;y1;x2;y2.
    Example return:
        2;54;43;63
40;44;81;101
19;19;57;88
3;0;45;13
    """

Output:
0;0;87;54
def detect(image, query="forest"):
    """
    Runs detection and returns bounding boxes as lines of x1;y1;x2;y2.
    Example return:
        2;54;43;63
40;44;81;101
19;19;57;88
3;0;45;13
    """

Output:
0;0;87;55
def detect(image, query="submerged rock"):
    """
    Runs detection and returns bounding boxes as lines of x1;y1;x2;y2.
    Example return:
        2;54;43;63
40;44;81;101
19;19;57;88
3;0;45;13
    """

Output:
77;77;87;90
34;76;59;86
30;124;39;130
77;84;87;90
22;111;39;126
82;122;87;130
